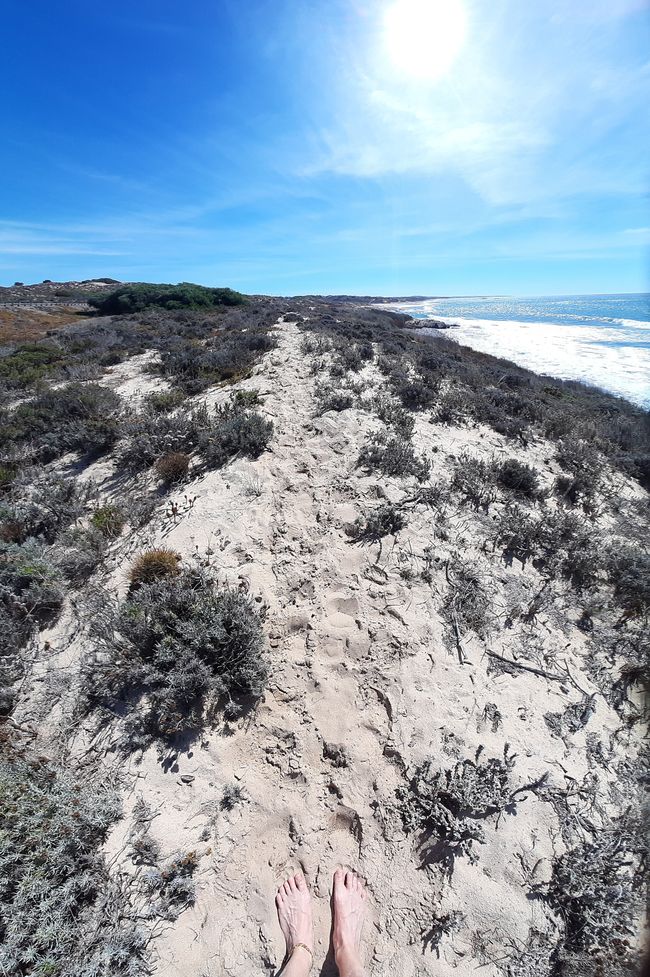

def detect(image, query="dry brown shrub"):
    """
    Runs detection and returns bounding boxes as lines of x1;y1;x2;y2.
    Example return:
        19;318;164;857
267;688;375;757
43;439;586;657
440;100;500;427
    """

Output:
154;452;190;484
129;549;181;590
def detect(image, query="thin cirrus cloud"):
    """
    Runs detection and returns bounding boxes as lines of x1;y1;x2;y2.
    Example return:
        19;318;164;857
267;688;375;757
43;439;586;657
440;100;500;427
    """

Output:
301;0;648;211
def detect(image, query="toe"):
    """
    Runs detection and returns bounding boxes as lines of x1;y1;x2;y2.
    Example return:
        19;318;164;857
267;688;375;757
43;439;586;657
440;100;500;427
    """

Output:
333;868;345;890
283;881;292;896
345;870;353;888
295;873;306;891
287;875;296;892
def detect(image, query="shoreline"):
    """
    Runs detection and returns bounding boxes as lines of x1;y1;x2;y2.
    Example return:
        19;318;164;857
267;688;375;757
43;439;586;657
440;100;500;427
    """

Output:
397;309;650;411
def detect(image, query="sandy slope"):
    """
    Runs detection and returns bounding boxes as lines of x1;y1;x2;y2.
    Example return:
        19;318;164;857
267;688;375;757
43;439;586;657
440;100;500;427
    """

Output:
19;318;645;976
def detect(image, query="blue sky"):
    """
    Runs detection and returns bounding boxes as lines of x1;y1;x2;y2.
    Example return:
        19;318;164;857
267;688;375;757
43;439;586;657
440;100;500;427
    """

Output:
1;0;648;294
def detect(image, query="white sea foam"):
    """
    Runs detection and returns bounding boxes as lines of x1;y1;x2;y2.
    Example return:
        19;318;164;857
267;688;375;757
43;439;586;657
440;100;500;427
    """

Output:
411;313;650;408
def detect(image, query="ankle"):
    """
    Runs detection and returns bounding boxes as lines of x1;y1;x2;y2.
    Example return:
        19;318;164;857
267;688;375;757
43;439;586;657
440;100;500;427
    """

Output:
334;941;363;971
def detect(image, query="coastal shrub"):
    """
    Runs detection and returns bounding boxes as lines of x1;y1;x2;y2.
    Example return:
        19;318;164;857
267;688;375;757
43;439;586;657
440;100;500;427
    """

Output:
541;818;645;962
0;471;89;544
491;505;544;567
1;540;65;626
129;549;181;591
432;386;471;427
607;546;650;618
544;511;604;591
0;541;65;683
118;406;210;472
451;454;498;511
349;503;405;541
0;465;17;492
496;459;540;498
556;436;603;477
54;526;106;584
199;401;273;469
398;746;518;868
358;432;430;482
88;282;246;315
156;329;275;394
0;342;65;390
0;742;149;977
232;388;262;408
491;506;604;590
392;373;438;411
144;389;186;413
142;852;197;920
85;569;267;741
221;783;245;810
371;394;415;436
155;451;190;485
91;503;126;540
315;383;355;413
0;383;122;462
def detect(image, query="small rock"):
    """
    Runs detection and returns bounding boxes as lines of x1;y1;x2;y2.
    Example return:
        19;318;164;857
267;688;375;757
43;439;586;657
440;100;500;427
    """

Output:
180;774;195;784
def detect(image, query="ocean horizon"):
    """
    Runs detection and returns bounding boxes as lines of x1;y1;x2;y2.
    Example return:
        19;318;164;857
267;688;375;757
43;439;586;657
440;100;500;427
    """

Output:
389;292;650;409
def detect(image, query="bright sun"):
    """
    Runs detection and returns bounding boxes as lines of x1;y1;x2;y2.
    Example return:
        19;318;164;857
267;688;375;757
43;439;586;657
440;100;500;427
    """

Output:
383;0;468;81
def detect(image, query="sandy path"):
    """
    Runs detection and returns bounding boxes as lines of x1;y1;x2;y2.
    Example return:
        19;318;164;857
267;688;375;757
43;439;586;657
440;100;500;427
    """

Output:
35;319;642;977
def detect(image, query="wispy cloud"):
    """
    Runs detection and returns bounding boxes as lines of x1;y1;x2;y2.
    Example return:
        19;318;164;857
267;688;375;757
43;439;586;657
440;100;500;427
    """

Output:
300;0;649;209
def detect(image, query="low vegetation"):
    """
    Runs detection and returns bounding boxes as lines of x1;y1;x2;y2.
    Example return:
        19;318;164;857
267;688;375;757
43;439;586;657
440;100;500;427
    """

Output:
1;382;122;464
348;503;405;541
85;567;268;742
0;541;64;685
540;817;646;972
128;549;181;590
358;431;430;481
0;738;148;977
91;504;126;540
155;451;191;485
399;746;519;870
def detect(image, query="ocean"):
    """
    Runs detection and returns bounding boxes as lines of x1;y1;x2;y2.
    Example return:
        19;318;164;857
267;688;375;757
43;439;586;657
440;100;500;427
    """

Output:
388;293;650;409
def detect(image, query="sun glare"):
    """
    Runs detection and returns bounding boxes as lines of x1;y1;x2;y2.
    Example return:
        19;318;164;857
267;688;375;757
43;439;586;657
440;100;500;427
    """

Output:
383;0;468;81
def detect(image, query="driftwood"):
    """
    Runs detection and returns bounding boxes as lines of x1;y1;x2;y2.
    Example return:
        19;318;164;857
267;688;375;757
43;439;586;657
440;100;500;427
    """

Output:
485;650;566;683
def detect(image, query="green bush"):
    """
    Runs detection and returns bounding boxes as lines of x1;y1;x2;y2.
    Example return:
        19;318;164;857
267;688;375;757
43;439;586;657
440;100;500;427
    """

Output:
54;526;106;584
155;329;275;394
451;454;497;511
89;282;246;315
118;406;210;472
0;540;65;686
143;389;186;414
91;504;126;540
0;343;64;389
1;471;89;544
541;818;645;960
607;546;650;618
85;569;268;741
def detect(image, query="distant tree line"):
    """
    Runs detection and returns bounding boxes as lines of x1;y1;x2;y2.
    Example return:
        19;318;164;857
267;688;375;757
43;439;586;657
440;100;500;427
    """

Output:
89;282;247;314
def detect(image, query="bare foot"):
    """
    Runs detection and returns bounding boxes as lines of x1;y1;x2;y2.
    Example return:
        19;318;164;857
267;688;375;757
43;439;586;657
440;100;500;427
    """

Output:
276;873;313;966
332;869;366;977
